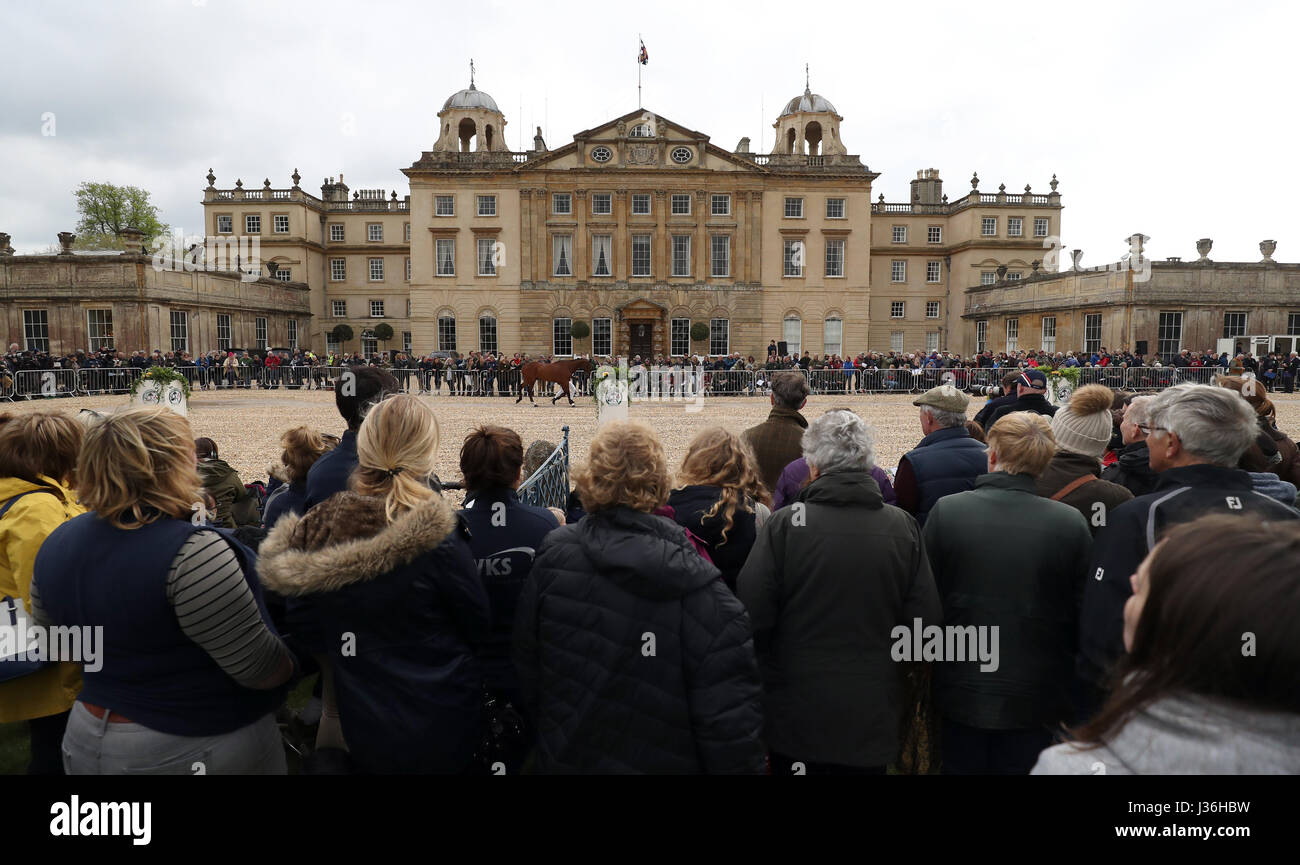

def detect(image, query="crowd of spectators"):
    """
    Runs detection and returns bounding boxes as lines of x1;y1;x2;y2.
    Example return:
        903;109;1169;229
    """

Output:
3;363;1298;776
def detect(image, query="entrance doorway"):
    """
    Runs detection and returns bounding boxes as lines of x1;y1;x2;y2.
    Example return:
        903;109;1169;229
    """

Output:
628;321;654;360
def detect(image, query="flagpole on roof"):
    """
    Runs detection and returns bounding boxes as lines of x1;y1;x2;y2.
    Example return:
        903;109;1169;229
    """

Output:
638;34;642;109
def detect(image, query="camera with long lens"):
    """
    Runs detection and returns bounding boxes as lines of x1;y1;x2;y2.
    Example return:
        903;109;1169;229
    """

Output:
971;384;1004;397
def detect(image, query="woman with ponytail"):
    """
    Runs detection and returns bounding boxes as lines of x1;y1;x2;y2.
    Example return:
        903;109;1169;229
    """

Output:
667;427;767;591
258;394;489;774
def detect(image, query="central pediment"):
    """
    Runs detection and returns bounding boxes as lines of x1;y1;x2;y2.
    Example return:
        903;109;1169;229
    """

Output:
518;108;767;174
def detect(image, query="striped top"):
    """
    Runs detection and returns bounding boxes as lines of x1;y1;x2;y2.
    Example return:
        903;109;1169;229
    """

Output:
31;530;290;689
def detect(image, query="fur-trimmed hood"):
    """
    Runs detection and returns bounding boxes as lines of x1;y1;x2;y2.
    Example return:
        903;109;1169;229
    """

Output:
259;490;459;596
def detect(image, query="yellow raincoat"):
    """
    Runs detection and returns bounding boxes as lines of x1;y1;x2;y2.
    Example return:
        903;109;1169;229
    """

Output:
0;475;85;722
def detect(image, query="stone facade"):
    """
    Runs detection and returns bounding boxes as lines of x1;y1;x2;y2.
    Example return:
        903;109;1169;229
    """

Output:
961;250;1300;359
186;76;1062;360
0;241;312;355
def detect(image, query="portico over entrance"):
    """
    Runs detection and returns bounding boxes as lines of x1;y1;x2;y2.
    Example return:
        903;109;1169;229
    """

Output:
616;298;666;360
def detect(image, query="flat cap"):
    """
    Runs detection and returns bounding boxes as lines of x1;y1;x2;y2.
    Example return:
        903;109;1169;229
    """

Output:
913;383;970;413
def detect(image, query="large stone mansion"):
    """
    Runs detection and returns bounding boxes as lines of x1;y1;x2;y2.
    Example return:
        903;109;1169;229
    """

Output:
195;75;1062;359
6;74;1294;361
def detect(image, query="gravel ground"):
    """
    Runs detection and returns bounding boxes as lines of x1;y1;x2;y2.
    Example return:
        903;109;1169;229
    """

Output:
8;390;1300;497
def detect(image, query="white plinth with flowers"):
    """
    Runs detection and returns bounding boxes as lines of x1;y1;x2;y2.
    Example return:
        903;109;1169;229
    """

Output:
593;362;630;427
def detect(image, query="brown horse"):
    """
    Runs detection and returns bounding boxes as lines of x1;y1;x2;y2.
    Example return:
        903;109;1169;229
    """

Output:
516;358;592;407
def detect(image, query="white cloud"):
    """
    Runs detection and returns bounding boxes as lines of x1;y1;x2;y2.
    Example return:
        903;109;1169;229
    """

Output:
2;0;1296;263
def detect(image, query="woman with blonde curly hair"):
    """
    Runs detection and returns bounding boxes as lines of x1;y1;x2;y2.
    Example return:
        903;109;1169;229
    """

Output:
513;420;766;773
667;427;766;590
258;394;489;774
31;407;294;774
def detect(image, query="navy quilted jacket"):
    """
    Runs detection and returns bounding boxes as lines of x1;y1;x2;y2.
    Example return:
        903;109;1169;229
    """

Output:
512;506;766;774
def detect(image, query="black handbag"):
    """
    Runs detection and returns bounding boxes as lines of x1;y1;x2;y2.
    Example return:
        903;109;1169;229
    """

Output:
473;688;529;774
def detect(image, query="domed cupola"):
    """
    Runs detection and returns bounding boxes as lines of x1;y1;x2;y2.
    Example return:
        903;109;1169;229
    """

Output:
434;61;508;153
780;90;837;117
772;66;847;156
443;84;501;113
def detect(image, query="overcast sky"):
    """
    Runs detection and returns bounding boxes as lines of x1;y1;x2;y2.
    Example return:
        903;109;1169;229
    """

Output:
2;0;1296;265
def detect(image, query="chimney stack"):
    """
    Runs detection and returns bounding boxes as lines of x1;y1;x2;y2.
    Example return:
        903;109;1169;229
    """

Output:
910;168;943;205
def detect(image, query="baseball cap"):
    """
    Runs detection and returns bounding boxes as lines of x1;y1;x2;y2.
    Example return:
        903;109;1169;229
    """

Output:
1018;369;1048;390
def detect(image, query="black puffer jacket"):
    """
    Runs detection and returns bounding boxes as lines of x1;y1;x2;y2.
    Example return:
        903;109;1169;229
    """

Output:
1100;441;1159;497
512;506;766;774
984;393;1058;429
666;484;757;591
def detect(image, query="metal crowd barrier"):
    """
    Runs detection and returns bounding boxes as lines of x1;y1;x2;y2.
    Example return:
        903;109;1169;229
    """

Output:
12;369;80;398
76;367;143;395
516;425;570;510
704;369;759;395
0;364;1268;401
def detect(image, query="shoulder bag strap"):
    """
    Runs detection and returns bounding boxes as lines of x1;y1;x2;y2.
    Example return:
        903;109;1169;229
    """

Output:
1051;474;1095;502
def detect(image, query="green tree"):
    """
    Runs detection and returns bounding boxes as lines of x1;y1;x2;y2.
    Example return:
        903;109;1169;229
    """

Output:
331;323;355;343
570;321;590;339
373;322;394;344
690;321;710;342
73;181;169;250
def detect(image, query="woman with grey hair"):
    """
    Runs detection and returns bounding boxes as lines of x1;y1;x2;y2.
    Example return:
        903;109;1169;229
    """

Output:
737;410;941;774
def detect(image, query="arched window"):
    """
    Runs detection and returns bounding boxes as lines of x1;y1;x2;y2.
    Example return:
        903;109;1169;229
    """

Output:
630;123;653;138
478;314;498;353
484;124;495;150
804;121;823;156
553;317;573;357
438;313;457;351
783;315;802;358
785;127;796;155
458;117;477;152
361;329;377;357
824;316;843;356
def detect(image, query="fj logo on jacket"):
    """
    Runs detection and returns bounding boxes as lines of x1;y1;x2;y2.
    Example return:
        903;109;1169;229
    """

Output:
889;618;1000;672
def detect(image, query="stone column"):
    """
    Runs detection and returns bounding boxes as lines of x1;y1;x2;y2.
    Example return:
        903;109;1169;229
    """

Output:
519;188;534;284
694;189;709;285
733;190;746;283
654;189;668;281
574;189;588;280
535;188;549;284
614;190;627;280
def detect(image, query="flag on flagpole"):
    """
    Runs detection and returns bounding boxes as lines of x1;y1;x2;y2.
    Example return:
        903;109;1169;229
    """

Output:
638;39;649;65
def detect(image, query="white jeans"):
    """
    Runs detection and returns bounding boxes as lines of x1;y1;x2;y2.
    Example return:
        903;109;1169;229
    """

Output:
62;701;286;775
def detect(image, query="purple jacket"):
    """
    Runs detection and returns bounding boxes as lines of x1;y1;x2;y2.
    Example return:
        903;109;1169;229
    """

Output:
772;457;896;510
